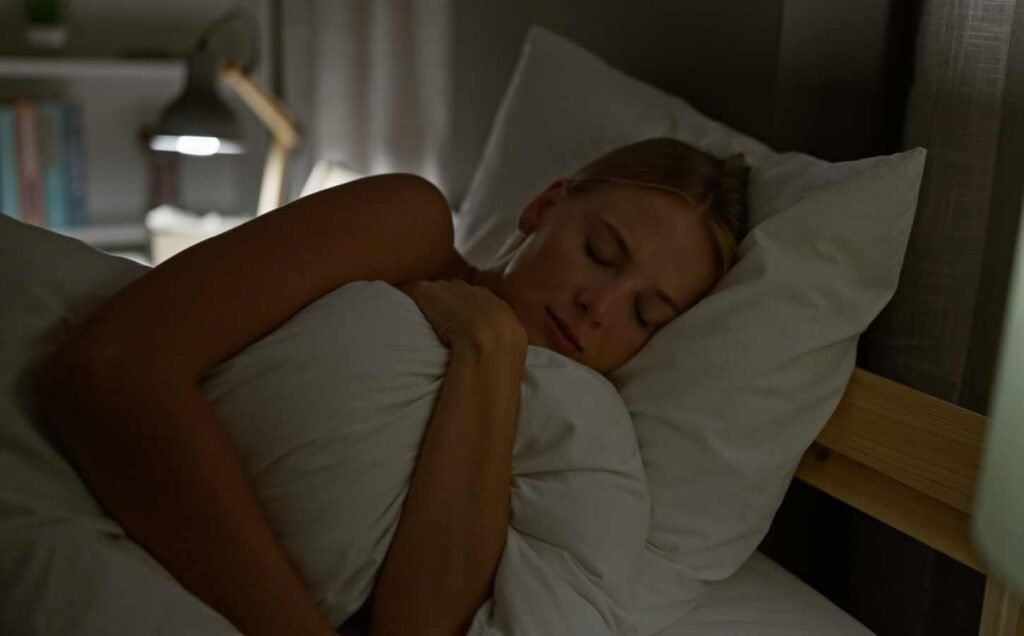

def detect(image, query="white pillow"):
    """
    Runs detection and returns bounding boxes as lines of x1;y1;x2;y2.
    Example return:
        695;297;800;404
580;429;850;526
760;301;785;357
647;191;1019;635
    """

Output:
455;25;925;582
0;216;241;635
204;280;649;631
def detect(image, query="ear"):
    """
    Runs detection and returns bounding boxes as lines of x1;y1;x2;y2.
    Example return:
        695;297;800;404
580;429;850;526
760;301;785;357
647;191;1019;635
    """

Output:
518;179;570;234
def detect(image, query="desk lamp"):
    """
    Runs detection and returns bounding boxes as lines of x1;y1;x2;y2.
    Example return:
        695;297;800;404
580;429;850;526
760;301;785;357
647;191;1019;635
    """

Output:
149;8;299;214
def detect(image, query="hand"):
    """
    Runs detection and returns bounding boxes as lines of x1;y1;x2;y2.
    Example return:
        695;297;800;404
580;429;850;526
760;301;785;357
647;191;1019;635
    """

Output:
397;279;528;353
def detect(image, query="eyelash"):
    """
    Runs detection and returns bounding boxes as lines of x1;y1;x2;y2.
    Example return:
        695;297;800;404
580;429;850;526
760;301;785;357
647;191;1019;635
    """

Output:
584;242;609;266
585;241;654;330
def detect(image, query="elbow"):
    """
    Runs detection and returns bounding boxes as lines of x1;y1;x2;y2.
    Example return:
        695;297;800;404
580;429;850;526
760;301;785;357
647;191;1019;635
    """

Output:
32;331;156;481
30;338;92;453
32;326;135;431
34;331;92;414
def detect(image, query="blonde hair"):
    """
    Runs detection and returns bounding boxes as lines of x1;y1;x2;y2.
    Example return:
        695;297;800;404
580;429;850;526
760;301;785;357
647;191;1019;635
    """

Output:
564;137;750;279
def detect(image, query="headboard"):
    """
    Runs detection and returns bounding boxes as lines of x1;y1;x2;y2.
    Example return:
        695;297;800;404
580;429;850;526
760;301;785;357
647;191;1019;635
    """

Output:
440;0;916;206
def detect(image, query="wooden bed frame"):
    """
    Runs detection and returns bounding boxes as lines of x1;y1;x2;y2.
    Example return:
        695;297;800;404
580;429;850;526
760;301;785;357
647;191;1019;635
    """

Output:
798;369;1023;636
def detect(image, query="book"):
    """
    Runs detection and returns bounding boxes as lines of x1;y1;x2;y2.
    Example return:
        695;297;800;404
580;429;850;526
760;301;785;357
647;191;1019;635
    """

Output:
39;100;69;229
14;100;44;226
62;103;87;227
0;104;20;221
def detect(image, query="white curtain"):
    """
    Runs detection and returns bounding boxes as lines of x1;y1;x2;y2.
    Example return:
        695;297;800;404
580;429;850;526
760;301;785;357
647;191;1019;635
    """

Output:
279;0;452;202
860;0;1024;413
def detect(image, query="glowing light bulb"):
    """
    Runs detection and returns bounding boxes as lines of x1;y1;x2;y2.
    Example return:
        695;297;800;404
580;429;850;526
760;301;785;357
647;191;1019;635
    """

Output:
175;136;221;156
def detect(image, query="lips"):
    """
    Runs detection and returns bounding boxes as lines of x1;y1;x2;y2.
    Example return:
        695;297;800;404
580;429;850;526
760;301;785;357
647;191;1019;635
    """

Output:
547;308;582;352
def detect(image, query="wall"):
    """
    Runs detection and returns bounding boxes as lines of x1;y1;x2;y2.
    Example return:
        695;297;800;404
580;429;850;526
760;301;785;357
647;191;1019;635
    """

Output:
0;0;273;222
443;0;784;207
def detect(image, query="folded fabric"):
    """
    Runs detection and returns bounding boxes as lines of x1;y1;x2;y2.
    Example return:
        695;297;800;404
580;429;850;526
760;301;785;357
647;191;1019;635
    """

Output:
204;281;650;632
1;215;652;634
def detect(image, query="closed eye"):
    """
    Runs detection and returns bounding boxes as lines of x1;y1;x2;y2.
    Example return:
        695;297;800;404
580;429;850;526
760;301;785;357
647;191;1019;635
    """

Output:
585;241;611;267
585;240;654;330
635;304;654;330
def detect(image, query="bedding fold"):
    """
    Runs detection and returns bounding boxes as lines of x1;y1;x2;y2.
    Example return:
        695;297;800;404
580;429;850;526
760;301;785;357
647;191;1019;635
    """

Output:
2;270;670;634
202;281;654;633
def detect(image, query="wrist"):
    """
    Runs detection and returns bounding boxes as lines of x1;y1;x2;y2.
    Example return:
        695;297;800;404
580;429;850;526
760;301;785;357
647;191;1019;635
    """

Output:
451;330;527;364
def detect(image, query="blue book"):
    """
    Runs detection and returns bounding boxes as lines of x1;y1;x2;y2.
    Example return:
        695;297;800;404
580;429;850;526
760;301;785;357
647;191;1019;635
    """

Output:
62;103;87;227
39;101;69;229
0;104;19;220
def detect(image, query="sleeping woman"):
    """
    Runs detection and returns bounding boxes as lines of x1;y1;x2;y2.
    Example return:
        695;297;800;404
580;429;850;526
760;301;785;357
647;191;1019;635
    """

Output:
36;137;749;635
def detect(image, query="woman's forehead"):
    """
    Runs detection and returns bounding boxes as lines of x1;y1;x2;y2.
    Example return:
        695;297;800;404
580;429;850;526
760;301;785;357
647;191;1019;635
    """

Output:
582;187;701;242
579;180;694;214
577;186;716;299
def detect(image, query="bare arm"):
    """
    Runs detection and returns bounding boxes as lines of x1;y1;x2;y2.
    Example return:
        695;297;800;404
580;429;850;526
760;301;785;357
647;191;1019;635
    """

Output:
370;335;526;635
42;365;337;635
36;174;457;635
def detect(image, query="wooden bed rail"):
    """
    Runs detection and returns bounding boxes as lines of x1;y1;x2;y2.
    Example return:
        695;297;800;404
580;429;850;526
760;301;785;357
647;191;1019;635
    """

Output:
795;368;1022;635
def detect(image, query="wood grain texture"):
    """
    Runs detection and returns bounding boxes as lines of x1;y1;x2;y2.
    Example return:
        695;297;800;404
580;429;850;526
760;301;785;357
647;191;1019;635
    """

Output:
979;577;1024;636
795;368;988;571
818;369;987;515
794;367;1024;633
796;441;981;571
220;63;300;149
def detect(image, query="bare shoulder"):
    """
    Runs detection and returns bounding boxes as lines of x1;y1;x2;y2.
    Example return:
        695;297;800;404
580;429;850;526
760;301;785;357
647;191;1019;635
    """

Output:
364;174;469;282
54;172;463;383
327;173;457;280
355;173;451;226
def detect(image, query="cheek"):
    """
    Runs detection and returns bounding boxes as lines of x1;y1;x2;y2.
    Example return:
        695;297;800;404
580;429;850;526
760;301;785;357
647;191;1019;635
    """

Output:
498;246;550;311
545;235;589;279
499;240;577;322
510;236;577;285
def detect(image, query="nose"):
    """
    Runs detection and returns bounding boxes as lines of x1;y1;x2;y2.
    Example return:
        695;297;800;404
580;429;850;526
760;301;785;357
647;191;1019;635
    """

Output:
576;278;632;326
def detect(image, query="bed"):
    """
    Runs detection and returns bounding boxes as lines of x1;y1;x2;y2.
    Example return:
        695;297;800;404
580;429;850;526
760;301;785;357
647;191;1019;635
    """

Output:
2;3;1021;635
644;368;1006;636
433;3;1022;635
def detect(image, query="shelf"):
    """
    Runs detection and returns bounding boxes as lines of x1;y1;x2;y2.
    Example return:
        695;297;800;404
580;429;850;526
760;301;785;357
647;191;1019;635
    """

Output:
57;222;148;248
0;56;184;81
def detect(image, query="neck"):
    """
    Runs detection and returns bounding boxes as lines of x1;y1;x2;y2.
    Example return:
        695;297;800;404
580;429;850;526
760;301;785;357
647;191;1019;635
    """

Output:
465;266;504;295
441;248;504;295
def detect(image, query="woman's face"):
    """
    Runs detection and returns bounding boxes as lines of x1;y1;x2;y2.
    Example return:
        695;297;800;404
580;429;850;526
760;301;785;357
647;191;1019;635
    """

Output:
497;179;719;374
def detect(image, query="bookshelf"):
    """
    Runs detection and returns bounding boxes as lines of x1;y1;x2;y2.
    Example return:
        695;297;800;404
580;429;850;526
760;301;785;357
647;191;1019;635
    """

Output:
0;55;188;263
0;50;268;266
0;56;182;81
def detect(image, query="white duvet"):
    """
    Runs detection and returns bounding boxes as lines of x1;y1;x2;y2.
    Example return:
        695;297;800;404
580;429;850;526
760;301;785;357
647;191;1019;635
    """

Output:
205;281;651;632
1;269;661;634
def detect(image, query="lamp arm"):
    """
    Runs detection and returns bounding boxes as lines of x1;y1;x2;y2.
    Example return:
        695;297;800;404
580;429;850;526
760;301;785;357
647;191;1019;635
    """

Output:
219;63;300;150
219;64;301;214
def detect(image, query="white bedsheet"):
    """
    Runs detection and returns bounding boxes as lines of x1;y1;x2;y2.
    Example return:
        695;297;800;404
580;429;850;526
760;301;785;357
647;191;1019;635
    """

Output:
659;551;874;635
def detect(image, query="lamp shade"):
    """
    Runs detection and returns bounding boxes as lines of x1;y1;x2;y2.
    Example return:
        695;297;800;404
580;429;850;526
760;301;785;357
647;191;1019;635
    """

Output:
150;49;245;156
972;218;1024;599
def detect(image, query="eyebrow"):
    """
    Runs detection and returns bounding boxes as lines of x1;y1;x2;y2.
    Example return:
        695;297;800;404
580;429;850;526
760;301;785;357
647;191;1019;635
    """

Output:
597;216;684;316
